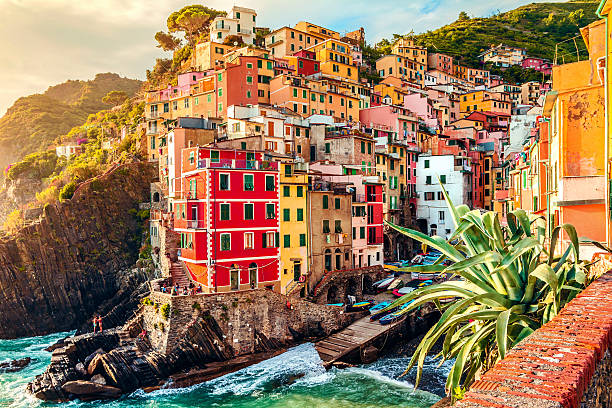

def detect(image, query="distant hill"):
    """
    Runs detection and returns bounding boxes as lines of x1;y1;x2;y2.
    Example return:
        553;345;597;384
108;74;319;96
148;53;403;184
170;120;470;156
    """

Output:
411;1;600;67
0;73;142;171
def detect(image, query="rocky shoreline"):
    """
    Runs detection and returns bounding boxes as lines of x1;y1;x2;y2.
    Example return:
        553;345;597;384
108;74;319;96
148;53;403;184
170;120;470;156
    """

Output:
27;288;365;402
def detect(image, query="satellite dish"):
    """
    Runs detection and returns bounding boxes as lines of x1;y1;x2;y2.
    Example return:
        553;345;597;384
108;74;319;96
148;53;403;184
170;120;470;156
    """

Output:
233;41;238;46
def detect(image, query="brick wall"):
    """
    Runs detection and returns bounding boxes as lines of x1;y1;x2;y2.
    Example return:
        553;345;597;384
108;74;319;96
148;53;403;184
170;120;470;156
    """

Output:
453;271;612;408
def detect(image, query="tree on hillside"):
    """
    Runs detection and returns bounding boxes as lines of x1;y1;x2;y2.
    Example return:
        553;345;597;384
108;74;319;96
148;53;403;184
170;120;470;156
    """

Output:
166;5;226;45
102;91;128;107
155;31;182;51
458;11;470;21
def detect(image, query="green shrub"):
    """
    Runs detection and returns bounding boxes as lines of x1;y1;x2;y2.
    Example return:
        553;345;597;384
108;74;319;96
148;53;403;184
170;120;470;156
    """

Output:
160;303;171;320
59;181;77;201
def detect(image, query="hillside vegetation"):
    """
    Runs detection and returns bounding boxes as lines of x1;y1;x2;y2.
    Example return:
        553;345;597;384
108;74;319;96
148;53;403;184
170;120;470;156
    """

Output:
414;1;599;67
0;73;142;171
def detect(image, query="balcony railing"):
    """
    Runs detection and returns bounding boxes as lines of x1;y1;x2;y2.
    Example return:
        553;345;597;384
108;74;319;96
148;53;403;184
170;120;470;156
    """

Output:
352;194;366;203
367;235;384;245
146;111;160;120
186;219;206;229
198;159;279;171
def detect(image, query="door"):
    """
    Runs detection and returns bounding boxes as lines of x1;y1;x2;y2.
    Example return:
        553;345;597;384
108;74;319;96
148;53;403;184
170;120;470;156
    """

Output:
190;205;198;228
310;145;316;161
293;262;301;281
230;269;239;290
268;121;275;136
249;263;258;288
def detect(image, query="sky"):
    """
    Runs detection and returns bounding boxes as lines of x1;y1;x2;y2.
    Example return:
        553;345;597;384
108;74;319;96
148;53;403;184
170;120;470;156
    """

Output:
0;0;563;115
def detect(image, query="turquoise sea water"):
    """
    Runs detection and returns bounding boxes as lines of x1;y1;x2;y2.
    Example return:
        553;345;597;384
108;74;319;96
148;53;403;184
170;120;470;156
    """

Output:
0;332;449;408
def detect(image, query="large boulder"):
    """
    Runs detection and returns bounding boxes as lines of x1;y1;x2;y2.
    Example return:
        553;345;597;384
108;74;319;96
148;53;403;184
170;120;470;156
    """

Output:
61;380;122;401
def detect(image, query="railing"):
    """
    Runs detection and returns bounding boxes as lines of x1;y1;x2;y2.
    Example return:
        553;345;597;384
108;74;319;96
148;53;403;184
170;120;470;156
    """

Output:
198;159;279;171
368;235;384;245
352;194;366;203
146;111;160;120
186;219;206;229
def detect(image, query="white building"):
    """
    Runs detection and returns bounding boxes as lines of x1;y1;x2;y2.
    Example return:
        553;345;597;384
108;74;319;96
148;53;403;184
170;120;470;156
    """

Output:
210;6;257;45
416;154;472;239
55;144;83;159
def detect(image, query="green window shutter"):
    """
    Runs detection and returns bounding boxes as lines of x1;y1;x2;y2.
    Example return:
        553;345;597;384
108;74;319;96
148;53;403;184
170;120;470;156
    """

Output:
440;175;446;184
283;208;290;221
220;204;230;220
266;176;275;191
360;227;365;239
325;143;330;153
266;203;275;219
297;208;304;221
244;174;254;190
424;160;429;168
361;141;365;153
257;60;262;68
262;232;267;248
283;186;290;197
245;204;254;220
297;186;303;197
283;234;290;248
322;195;328;209
275;232;280;247
334;197;340;209
299;234;306;246
293;89;298;97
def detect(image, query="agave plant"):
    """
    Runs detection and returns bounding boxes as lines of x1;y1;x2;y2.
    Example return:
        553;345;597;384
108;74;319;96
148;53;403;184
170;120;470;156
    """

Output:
384;188;591;399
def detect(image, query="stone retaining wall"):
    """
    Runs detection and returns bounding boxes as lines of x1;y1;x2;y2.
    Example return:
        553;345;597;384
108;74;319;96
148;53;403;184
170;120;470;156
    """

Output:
453;271;612;408
144;289;361;355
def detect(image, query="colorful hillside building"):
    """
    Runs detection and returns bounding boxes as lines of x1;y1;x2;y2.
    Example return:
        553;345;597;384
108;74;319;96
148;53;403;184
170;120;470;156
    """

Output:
173;147;281;292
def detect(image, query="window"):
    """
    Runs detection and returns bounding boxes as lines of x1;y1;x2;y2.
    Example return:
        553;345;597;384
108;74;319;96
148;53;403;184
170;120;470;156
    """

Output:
211;150;220;162
325;143;331;153
244;203;254;220
244;232;254;249
219;173;230;190
359;227;365;239
297;186;303;197
440;175;446;184
283;208;290;221
283;234;291;248
334;197;340;209
323;220;330;233
425;192;435;200
220;233;231;251
266;203;275;219
218;88;223;97
437;191;444;200
322;195;329;209
262;231;278;248
283;186;290;197
297;208;304;221
284;164;292;176
244;174;254;191
361;141;365;153
299;233;306;246
265;175;275;191
334;220;342;233
426;176;432;185
439;211;445;221
424;159;430;168
220;203;230;220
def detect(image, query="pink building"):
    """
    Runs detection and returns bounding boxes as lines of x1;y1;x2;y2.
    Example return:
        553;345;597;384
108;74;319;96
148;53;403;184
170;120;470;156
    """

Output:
403;93;439;132
521;57;552;75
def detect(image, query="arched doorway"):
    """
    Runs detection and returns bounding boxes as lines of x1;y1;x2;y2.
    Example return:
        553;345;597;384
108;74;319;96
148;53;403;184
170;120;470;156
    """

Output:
230;264;240;290
327;285;339;303
248;262;258;289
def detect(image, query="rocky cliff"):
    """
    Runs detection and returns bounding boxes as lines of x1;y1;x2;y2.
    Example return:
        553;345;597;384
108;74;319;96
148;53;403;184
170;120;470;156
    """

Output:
0;161;157;339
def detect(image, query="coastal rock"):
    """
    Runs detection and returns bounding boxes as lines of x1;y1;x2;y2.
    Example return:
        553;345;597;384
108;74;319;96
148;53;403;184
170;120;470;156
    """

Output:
61;380;122;401
90;374;106;385
0;357;31;373
83;348;104;369
0;162;157;339
75;362;86;376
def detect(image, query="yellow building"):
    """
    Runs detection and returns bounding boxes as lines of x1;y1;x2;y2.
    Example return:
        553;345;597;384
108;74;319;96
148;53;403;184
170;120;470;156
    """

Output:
542;18;606;257
596;0;612;247
294;21;341;40
459;90;512;117
279;160;309;296
306;39;358;82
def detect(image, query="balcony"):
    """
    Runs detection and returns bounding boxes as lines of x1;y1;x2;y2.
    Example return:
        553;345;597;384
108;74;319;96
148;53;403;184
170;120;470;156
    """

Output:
145;111;160;120
454;164;472;173
238;28;253;35
352;194;366;203
197;158;279;171
185;219;206;229
367;235;383;245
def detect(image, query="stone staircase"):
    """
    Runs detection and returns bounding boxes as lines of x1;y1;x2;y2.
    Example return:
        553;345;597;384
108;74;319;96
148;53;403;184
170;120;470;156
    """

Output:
170;261;190;288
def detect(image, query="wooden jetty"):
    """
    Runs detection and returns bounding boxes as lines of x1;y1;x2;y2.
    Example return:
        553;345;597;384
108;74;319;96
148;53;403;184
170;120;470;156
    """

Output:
315;315;405;366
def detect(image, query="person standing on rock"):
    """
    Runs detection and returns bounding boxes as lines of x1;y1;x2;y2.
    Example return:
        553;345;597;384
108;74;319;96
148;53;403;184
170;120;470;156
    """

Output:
92;316;98;333
96;316;103;332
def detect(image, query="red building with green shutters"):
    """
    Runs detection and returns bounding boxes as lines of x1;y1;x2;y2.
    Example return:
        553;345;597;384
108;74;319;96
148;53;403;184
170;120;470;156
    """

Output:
173;147;281;292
